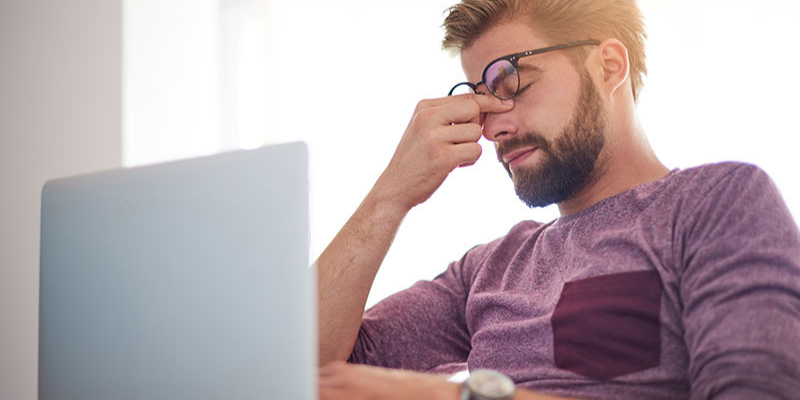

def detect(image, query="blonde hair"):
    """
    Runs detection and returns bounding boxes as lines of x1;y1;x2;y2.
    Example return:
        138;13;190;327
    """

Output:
442;0;647;101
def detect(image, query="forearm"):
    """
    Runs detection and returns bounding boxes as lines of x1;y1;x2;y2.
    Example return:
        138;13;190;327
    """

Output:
316;94;508;366
316;187;410;365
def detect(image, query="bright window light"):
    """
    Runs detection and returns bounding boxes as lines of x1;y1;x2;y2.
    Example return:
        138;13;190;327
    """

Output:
124;0;800;308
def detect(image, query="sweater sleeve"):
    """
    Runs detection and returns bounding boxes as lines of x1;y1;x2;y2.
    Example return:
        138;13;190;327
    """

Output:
679;164;800;399
347;246;485;372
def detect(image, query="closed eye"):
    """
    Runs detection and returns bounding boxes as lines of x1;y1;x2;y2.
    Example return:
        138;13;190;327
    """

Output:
516;82;534;97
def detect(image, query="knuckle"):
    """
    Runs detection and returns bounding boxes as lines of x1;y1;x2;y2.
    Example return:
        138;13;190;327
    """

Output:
428;144;444;160
415;98;433;112
411;107;437;129
433;150;451;170
452;95;480;111
416;106;436;120
454;92;475;102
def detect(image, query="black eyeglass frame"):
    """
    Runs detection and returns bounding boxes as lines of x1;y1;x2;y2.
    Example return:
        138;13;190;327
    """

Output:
448;40;601;100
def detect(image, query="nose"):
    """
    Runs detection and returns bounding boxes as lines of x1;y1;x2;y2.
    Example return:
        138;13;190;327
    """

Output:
481;110;518;143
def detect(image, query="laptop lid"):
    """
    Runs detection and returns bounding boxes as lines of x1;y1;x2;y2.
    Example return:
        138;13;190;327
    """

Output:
39;142;315;400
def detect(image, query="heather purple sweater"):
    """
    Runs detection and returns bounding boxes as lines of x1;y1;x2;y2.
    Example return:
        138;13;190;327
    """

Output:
349;162;800;400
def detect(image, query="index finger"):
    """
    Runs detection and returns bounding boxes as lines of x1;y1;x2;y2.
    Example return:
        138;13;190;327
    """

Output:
451;94;514;126
470;93;515;113
420;93;514;113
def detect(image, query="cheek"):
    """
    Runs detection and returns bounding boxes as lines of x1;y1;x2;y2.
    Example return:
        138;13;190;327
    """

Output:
515;88;558;134
518;79;579;134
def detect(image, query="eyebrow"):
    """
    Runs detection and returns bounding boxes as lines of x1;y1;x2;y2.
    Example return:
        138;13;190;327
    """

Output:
515;64;542;74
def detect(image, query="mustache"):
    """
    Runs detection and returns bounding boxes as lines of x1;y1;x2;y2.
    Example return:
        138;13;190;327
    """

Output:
496;131;552;164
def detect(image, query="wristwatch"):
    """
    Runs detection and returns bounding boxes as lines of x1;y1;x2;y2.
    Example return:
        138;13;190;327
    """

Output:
460;369;516;400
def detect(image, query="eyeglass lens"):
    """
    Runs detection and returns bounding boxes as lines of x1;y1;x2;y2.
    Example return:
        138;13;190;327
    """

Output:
485;60;518;100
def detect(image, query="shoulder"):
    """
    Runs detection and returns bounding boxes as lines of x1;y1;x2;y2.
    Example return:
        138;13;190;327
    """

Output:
673;161;797;257
672;161;767;190
659;162;776;216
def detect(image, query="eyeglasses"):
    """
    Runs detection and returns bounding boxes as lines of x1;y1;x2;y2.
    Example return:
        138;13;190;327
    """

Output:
448;40;601;100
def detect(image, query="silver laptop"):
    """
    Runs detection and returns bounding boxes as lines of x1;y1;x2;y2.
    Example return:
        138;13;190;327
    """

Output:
39;142;315;400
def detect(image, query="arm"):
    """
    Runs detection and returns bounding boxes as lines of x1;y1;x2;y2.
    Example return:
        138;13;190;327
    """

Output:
680;165;800;398
316;95;514;365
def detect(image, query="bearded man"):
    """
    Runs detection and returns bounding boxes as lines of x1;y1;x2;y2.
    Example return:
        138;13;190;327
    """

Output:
314;1;800;399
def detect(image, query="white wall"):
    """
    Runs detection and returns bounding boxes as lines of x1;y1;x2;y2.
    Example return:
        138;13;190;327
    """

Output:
0;1;122;399
123;0;223;166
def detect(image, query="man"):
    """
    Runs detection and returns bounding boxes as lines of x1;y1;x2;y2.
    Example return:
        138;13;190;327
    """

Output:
316;0;800;399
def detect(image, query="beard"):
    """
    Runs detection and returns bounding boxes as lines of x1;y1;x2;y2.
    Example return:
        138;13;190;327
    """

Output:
497;72;606;208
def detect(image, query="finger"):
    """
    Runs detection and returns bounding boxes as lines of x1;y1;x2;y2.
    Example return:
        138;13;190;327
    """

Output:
415;94;513;123
433;123;483;144
413;94;475;110
472;94;515;113
433;96;513;125
450;142;483;167
415;99;480;127
416;93;510;110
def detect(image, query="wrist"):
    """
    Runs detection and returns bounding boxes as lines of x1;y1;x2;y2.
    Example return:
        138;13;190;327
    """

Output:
370;166;430;213
460;369;516;400
364;184;414;219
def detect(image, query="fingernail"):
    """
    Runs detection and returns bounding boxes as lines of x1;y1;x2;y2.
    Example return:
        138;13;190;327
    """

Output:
502;99;514;106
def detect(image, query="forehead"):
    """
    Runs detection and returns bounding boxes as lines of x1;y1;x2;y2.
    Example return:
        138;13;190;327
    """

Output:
460;21;552;82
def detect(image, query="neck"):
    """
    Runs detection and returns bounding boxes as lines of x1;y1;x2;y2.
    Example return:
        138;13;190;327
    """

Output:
557;117;669;216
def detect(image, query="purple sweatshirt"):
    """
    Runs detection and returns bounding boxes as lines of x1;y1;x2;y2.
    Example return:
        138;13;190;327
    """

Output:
349;162;800;400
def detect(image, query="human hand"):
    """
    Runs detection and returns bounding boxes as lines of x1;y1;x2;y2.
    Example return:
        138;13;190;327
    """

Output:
371;94;514;212
318;361;460;400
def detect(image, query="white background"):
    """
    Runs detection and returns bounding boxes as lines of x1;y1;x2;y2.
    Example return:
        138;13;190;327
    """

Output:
125;0;800;307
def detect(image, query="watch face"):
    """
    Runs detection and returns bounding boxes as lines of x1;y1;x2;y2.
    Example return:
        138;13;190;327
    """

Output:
466;370;515;398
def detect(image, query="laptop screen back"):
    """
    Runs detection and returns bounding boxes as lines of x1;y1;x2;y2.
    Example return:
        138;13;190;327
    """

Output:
39;142;315;400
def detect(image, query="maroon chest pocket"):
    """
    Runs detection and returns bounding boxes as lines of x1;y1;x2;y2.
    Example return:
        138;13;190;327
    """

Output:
551;270;662;380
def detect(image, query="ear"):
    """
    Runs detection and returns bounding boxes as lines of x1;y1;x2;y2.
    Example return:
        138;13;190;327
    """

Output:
592;38;630;99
